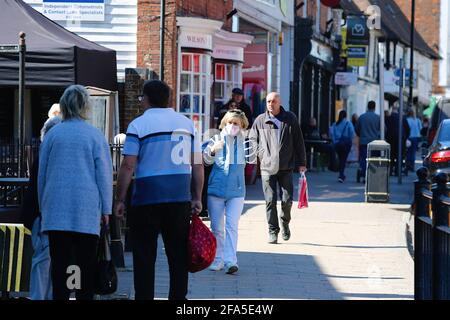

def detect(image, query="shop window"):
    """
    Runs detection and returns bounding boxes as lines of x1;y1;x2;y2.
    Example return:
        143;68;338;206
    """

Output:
214;62;242;105
179;52;211;133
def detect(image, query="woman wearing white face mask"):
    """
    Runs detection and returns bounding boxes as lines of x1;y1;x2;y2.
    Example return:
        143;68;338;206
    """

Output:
203;110;250;274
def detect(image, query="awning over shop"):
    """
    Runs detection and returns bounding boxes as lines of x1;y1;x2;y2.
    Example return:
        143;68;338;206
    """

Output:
0;0;117;90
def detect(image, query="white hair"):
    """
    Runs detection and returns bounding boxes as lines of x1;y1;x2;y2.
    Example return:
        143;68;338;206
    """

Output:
59;85;90;120
40;116;62;142
267;92;281;100
47;103;61;118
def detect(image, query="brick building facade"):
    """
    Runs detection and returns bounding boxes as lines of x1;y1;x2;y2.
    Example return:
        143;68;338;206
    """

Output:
395;0;445;95
125;0;297;134
124;0;250;132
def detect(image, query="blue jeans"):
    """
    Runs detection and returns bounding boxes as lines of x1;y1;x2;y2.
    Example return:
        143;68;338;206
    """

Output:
359;145;368;179
407;137;420;170
30;217;52;300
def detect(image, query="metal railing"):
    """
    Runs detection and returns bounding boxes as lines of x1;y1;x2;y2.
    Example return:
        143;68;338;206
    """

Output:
0;142;127;267
414;167;450;300
0;140;40;178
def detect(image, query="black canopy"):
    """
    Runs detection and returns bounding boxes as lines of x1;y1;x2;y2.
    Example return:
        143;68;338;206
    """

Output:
0;0;117;90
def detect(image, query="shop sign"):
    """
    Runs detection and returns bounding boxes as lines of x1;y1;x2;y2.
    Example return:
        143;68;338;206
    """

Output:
310;40;333;65
42;0;105;21
347;46;367;67
335;72;358;86
384;69;398;93
213;45;244;62
179;32;213;51
346;16;370;46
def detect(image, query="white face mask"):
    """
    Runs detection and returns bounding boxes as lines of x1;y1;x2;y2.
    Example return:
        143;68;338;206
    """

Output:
225;123;241;137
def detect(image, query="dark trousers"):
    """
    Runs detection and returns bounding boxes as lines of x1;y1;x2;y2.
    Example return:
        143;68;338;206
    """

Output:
48;231;99;300
359;144;368;178
128;202;191;300
261;171;293;234
407;137;420;170
335;143;351;179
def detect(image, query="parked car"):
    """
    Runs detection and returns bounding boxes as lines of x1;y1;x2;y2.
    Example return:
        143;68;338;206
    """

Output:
428;98;450;145
423;119;450;178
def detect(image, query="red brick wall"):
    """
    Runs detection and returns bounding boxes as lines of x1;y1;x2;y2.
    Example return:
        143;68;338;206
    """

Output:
301;0;331;35
395;0;444;95
137;0;177;96
177;0;233;30
129;0;233;130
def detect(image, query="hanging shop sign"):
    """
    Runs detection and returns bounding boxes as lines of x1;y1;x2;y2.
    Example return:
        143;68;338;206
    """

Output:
42;0;105;22
310;39;334;65
347;46;367;67
346;16;370;46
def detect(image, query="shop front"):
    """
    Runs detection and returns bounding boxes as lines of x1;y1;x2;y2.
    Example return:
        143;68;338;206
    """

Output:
176;17;222;134
212;30;253;126
234;0;295;116
299;38;338;135
176;17;255;133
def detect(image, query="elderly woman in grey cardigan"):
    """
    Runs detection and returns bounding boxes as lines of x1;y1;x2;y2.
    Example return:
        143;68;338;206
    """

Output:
38;85;113;300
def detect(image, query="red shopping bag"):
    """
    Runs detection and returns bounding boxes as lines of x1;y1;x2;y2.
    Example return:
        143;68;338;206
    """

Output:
297;173;309;209
188;214;217;273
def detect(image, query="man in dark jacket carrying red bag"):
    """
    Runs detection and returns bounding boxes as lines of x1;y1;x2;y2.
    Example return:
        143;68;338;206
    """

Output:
249;92;307;244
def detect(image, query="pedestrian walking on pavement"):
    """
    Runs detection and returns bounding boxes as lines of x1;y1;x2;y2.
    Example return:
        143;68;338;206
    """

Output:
355;101;381;183
217;88;253;128
38;85;113;300
386;105;410;176
406;108;422;172
203;110;250;274
114;80;204;300
329;110;355;183
248;92;307;244
20;115;61;300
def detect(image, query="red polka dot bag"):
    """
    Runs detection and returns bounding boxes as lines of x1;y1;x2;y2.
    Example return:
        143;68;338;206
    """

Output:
188;214;217;273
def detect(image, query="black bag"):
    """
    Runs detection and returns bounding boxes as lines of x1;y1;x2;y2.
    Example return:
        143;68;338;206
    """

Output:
94;224;118;295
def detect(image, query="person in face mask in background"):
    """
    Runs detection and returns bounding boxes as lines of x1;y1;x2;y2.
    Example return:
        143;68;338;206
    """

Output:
203;109;251;275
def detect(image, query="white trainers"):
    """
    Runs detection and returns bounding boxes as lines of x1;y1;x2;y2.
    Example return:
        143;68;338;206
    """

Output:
209;260;224;271
225;263;239;275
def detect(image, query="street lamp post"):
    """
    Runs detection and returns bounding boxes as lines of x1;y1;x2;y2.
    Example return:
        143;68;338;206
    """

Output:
18;32;26;178
409;0;415;110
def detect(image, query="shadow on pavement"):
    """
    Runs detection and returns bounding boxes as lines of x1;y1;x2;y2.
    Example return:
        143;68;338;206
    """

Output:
298;242;407;250
187;251;343;300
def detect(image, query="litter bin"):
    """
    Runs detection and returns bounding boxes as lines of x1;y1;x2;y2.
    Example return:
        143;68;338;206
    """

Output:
365;140;391;203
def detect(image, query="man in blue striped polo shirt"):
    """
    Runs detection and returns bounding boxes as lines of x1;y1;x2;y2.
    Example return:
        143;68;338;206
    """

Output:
114;80;204;300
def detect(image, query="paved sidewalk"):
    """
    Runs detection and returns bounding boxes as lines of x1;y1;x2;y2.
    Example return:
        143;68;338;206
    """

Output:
115;165;415;300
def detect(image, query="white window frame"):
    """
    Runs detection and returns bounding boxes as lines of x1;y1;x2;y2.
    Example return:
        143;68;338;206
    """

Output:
214;62;243;105
178;52;211;133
